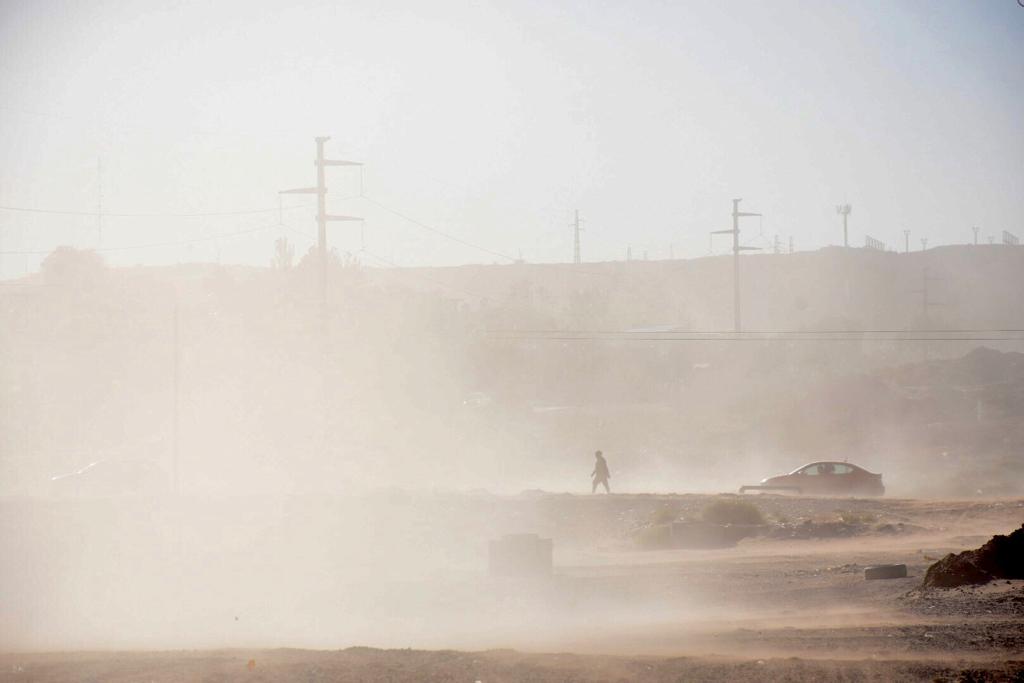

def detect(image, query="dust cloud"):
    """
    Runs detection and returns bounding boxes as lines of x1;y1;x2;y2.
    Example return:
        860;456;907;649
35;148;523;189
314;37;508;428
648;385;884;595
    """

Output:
2;2;1023;676
2;244;1023;653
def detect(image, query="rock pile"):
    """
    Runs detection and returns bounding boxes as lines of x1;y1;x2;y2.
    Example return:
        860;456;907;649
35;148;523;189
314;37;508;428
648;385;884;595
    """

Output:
923;524;1024;588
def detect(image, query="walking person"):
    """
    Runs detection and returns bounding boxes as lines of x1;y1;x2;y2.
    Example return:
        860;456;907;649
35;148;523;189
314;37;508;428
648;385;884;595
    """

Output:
591;450;611;494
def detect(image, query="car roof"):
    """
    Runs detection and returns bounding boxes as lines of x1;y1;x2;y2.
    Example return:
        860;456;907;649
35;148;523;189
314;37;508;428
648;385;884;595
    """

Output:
788;461;865;474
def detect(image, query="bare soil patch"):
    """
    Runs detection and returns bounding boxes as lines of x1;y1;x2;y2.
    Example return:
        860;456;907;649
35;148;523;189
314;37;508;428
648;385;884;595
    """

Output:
2;493;1022;681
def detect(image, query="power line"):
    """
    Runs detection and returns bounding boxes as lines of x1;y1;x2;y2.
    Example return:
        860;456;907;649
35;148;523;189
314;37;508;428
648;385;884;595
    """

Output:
359;250;482;299
360;195;516;263
487;327;1024;335
0;223;277;255
487;331;1024;343
486;327;1024;343
0;203;312;219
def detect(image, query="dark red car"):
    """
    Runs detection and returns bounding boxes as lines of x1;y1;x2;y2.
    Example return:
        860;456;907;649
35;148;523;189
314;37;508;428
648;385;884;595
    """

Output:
741;461;885;496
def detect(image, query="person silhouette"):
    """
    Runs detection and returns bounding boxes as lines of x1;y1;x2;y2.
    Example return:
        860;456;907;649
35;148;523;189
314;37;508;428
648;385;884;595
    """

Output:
591;450;611;494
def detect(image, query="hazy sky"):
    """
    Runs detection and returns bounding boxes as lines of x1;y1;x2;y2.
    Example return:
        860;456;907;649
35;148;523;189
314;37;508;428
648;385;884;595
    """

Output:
1;0;1022;277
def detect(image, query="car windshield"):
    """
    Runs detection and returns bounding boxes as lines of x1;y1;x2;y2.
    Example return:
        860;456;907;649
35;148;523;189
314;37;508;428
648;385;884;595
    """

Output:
788;462;857;476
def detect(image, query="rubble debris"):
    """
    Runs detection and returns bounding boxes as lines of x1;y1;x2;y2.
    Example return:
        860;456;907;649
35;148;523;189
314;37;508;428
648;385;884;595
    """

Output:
768;519;923;540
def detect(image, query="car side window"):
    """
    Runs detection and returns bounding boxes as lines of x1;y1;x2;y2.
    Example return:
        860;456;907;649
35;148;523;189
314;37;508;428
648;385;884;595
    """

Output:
833;464;853;474
800;464;820;476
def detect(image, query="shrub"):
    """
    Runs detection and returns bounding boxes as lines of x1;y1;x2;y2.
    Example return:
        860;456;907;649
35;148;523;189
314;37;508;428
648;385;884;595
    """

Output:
702;499;765;526
835;510;877;525
635;524;672;550
651;506;680;525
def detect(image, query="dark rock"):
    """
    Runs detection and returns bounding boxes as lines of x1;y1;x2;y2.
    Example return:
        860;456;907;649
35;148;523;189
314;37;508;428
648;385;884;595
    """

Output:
923;524;1024;588
922;553;992;588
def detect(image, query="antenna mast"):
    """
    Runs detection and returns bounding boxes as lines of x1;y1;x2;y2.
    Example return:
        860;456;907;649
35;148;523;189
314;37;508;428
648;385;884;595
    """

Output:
836;204;852;248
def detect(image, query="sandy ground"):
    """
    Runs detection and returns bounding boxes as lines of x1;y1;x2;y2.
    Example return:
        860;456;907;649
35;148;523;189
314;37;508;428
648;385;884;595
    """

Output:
2;648;1023;683
2;493;1023;681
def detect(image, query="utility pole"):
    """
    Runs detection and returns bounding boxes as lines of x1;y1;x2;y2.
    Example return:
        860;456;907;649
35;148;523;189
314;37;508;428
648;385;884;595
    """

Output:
280;136;363;314
972;226;980;245
912;267;945;324
789;236;794;254
96;158;103;248
626;245;632;262
921;237;928;252
903;229;910;254
773;234;780;254
912;266;945;362
572;210;583;264
836;204;852;248
172;301;179;496
711;198;762;333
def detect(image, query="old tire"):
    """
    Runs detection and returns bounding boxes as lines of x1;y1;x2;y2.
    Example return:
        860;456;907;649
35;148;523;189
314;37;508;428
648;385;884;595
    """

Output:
864;564;907;580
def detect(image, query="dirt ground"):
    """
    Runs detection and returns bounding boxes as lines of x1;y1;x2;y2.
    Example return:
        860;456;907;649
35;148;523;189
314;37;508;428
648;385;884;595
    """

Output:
2;648;1023;683
2;493;1023;682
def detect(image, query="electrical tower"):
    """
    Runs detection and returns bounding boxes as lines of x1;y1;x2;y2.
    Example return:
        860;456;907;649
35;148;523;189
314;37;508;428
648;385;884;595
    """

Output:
921;237;928;252
711;198;762;333
572;210;583;264
789;236;794;254
904;229;910;254
280;136;363;310
836;204;852;248
973;226;980;245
